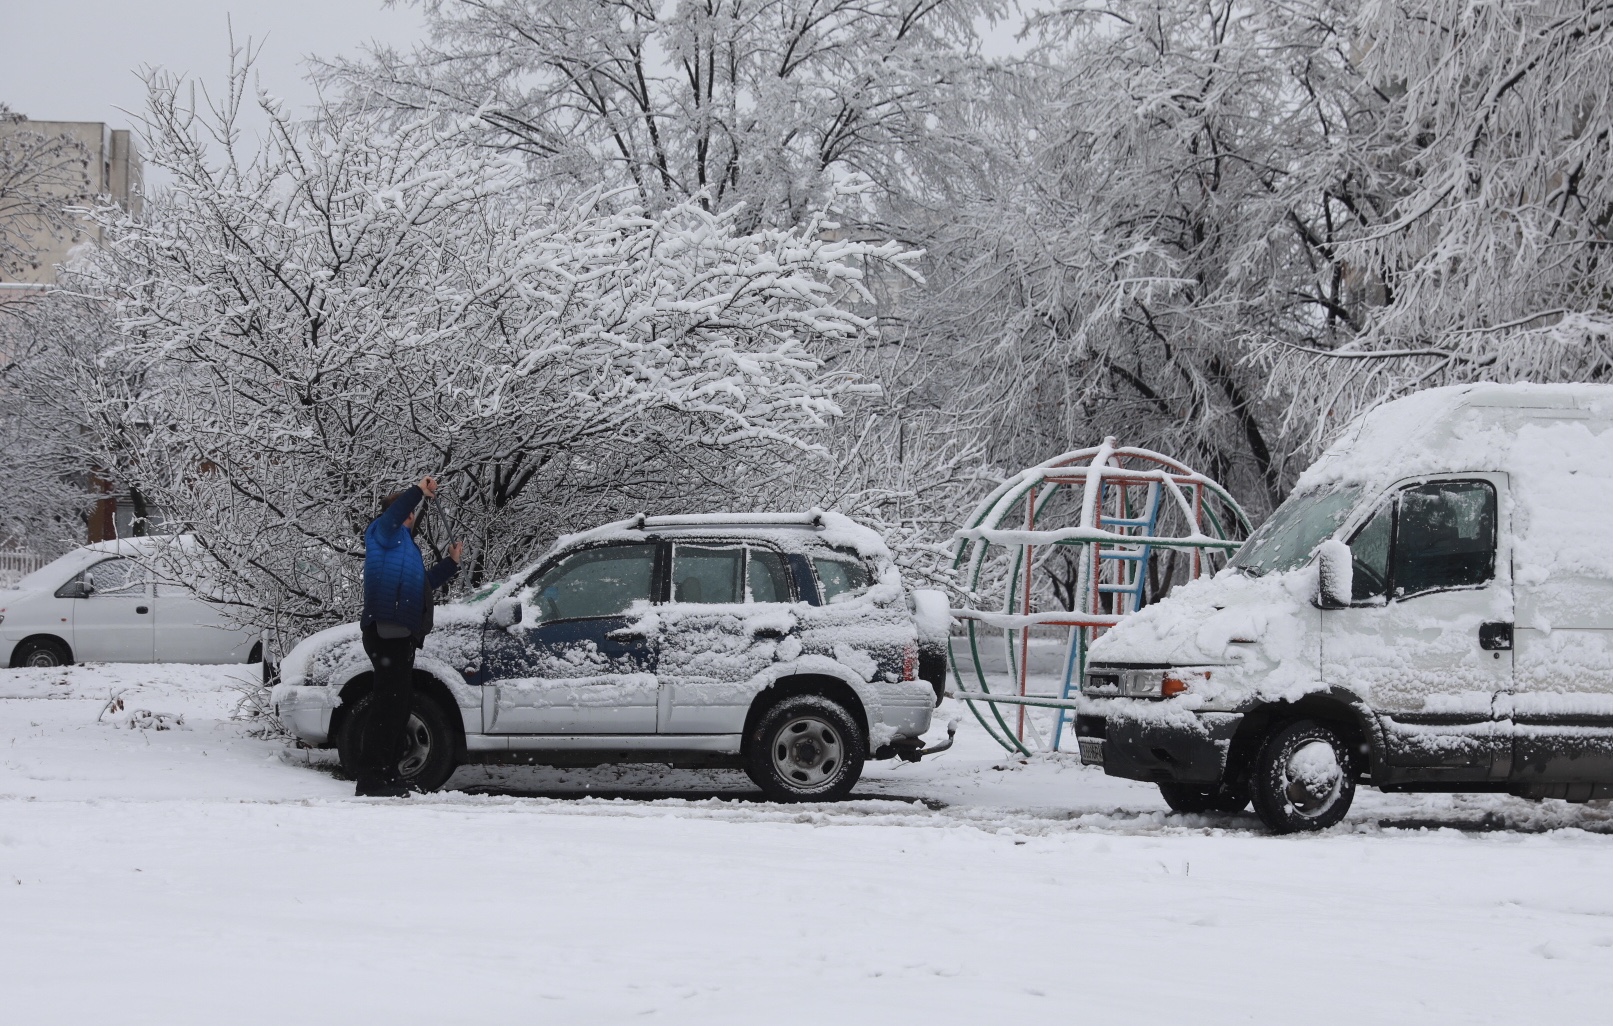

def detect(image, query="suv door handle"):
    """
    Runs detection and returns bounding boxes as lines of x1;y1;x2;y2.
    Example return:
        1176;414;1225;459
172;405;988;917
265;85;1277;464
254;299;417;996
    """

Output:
1479;621;1512;651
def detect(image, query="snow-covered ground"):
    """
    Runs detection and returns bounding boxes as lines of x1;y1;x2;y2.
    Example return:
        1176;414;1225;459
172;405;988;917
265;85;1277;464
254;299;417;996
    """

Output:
2;663;1608;1024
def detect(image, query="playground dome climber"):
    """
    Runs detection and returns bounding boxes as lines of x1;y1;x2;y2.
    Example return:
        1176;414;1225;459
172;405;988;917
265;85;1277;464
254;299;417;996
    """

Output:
947;438;1251;755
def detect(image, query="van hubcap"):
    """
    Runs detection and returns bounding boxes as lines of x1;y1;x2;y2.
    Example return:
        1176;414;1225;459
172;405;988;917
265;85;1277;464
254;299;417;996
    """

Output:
1282;739;1343;816
772;716;842;787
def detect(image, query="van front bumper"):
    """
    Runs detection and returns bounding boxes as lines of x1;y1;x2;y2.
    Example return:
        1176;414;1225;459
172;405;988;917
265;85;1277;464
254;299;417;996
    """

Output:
1075;706;1242;786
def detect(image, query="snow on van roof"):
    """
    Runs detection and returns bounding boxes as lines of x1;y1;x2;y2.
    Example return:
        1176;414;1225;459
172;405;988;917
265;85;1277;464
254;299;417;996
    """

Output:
549;510;891;561
1296;382;1613;494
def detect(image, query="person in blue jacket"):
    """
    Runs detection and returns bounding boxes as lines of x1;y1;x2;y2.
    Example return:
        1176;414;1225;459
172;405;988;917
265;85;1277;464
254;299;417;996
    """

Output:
357;475;462;796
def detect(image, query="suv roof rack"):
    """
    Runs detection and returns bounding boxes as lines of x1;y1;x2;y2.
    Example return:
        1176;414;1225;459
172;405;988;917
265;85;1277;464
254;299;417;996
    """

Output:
631;511;826;530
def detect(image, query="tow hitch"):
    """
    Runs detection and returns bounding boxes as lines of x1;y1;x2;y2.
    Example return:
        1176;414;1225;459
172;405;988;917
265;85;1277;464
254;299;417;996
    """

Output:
892;719;958;763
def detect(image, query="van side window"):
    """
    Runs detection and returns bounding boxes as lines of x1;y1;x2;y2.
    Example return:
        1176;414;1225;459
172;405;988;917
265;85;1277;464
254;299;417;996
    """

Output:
1348;502;1393;602
1392;481;1496;599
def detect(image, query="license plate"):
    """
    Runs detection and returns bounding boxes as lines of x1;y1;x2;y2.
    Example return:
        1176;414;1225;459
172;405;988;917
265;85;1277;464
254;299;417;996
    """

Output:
1078;739;1105;765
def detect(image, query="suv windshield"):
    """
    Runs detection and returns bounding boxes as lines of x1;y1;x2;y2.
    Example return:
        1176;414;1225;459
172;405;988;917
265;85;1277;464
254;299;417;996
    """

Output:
1230;483;1363;576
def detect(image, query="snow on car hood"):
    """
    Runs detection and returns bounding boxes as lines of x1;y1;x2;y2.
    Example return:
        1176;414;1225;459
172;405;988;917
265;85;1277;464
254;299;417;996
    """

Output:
1087;565;1321;698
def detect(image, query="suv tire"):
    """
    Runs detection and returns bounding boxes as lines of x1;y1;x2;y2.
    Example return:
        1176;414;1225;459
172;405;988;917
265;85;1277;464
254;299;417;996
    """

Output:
12;637;71;668
337;689;460;793
745;693;865;803
1250;719;1356;833
1158;781;1250;814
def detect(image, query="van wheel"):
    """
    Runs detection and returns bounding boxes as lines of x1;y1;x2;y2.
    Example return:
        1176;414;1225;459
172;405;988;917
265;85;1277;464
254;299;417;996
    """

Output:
745;694;865;803
1158;781;1250;814
13;637;71;668
1250;720;1356;833
337;691;459;793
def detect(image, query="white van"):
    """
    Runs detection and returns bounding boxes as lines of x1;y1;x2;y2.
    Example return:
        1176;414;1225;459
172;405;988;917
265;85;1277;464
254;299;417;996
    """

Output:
1076;383;1613;832
0;537;260;667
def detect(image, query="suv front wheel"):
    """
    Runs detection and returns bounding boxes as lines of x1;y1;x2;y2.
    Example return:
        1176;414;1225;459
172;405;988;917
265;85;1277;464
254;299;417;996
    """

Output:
745;694;865;803
337;689;460;793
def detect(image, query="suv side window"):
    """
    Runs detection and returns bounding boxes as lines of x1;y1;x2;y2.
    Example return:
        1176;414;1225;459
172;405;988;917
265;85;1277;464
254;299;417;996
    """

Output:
1392;480;1496;599
672;545;744;604
527;544;656;623
812;556;871;603
746;549;792;603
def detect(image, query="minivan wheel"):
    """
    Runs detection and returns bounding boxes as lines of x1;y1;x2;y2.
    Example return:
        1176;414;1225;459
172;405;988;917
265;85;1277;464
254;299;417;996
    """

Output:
1250;720;1356;834
336;691;459;793
13;637;71;668
1159;781;1250;815
745;694;865;803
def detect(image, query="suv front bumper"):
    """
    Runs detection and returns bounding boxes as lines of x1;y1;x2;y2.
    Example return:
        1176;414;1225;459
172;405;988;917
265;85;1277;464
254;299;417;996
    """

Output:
1076;705;1242;786
270;682;338;746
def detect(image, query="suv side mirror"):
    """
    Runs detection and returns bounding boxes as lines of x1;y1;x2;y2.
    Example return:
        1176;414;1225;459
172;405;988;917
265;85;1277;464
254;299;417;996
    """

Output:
491;597;523;629
1316;539;1352;609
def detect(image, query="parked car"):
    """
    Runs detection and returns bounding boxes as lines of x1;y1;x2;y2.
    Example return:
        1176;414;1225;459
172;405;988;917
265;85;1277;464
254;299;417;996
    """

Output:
1;537;262;667
1076;383;1613;832
273;512;953;800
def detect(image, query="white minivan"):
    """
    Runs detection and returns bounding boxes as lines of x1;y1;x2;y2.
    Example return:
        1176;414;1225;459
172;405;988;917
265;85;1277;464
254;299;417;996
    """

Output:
1;537;260;667
1076;383;1613;832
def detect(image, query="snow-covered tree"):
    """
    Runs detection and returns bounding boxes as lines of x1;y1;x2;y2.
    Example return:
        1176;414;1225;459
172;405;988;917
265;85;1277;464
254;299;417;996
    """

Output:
74;60;919;635
327;0;1003;228
0;103;95;286
1266;0;1613;440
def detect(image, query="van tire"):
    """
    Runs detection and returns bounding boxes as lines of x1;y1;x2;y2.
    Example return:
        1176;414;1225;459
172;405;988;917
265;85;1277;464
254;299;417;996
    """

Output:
12;636;71;668
1158;781;1250;814
1250;719;1356;833
336;690;459;793
744;693;865;803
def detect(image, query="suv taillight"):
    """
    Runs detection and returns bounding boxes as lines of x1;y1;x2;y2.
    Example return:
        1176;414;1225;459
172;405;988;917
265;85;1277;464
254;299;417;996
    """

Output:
902;643;918;681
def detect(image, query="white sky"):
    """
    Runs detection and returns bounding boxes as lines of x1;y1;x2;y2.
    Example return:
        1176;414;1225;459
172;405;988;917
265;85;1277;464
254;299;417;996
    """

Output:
0;0;426;132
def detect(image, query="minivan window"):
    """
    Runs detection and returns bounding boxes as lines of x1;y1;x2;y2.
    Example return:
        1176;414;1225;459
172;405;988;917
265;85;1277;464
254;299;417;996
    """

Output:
527;544;655;622
1230;483;1363;576
813;557;871;602
81;558;147;596
673;545;744;604
1348;502;1393;602
1393;480;1496;598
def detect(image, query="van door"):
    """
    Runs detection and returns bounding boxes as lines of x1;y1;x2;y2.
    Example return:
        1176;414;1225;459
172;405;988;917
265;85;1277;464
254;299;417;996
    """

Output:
1505;413;1613;787
1322;476;1513;780
68;557;156;662
480;543;660;734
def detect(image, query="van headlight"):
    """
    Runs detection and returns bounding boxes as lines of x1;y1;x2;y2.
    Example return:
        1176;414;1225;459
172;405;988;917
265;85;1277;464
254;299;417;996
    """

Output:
1084;668;1209;698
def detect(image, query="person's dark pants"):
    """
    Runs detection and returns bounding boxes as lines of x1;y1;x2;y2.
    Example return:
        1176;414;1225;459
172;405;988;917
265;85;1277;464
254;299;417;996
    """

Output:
358;624;416;788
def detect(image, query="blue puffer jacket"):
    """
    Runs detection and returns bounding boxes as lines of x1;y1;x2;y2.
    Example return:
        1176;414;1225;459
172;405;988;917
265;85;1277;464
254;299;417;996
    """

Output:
361;486;459;638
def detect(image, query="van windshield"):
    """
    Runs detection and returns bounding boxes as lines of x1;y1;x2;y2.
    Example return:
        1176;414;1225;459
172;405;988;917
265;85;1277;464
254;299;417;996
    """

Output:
1230;483;1363;576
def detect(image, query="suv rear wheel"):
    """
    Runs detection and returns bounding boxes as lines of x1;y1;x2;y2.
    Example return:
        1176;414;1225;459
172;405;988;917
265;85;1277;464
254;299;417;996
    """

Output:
1250;719;1356;833
745;694;865;803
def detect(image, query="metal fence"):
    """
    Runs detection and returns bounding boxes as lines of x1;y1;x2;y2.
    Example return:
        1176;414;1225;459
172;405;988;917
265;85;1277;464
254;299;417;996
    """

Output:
0;550;47;586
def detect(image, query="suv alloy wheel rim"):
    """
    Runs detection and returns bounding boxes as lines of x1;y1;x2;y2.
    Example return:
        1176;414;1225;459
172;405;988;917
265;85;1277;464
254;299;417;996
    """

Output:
397;713;433;779
771;715;843;787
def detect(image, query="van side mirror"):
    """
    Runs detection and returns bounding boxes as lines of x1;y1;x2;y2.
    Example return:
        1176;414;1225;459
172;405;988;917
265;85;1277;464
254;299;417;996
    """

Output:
491;597;523;629
1316;539;1352;609
55;575;92;600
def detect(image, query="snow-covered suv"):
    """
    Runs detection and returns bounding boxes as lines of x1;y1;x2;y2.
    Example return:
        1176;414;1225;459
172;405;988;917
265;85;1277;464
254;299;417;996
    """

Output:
273;513;952;799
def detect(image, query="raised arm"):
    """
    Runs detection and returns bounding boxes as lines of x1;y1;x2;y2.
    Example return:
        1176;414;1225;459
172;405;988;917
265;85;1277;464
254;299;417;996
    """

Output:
370;486;423;548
